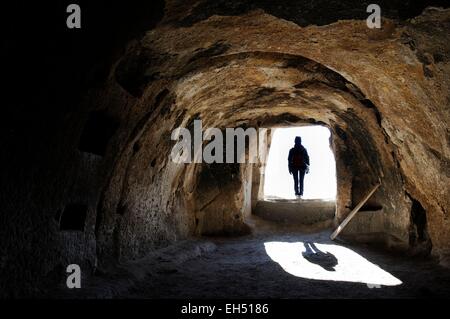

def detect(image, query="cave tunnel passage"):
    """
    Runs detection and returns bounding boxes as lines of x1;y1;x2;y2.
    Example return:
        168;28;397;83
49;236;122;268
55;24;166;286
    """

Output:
3;0;450;300
264;126;337;200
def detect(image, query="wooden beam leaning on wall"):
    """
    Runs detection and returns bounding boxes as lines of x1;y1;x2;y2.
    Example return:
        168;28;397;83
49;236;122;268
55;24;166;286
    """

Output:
330;182;381;240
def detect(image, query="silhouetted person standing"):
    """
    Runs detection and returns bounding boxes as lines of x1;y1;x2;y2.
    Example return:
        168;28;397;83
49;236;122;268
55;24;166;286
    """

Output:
288;136;309;197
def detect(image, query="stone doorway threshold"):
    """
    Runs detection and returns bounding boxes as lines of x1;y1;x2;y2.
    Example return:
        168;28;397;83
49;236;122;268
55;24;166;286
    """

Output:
253;198;335;227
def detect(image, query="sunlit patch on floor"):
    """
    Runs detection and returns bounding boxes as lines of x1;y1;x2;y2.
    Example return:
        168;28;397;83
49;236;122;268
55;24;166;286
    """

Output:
264;241;402;287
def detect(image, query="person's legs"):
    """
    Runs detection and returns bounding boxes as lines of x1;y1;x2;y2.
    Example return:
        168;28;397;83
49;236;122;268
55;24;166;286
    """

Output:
299;169;306;195
292;169;299;195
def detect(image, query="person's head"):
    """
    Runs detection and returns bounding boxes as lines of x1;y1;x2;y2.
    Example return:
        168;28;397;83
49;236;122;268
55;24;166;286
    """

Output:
294;136;302;146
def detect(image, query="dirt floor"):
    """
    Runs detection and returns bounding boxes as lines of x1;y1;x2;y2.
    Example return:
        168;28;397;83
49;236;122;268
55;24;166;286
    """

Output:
53;214;450;299
106;216;450;299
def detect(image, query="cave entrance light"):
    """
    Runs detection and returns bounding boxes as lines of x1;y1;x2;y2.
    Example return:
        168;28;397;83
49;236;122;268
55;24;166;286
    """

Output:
263;126;337;200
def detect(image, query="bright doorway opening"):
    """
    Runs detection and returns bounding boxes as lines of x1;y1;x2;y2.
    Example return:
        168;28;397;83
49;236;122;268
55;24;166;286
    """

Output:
263;126;336;200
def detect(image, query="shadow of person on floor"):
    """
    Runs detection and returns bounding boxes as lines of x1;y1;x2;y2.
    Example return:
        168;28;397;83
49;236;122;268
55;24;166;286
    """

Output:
302;242;338;271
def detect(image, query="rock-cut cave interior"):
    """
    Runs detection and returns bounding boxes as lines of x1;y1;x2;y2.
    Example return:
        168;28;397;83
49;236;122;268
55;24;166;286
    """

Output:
2;0;450;300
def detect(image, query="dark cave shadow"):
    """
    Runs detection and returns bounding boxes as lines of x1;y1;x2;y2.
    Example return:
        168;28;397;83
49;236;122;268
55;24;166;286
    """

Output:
302;242;338;271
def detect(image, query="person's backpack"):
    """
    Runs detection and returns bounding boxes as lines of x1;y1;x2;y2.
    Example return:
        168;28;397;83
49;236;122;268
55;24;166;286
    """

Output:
292;149;304;168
